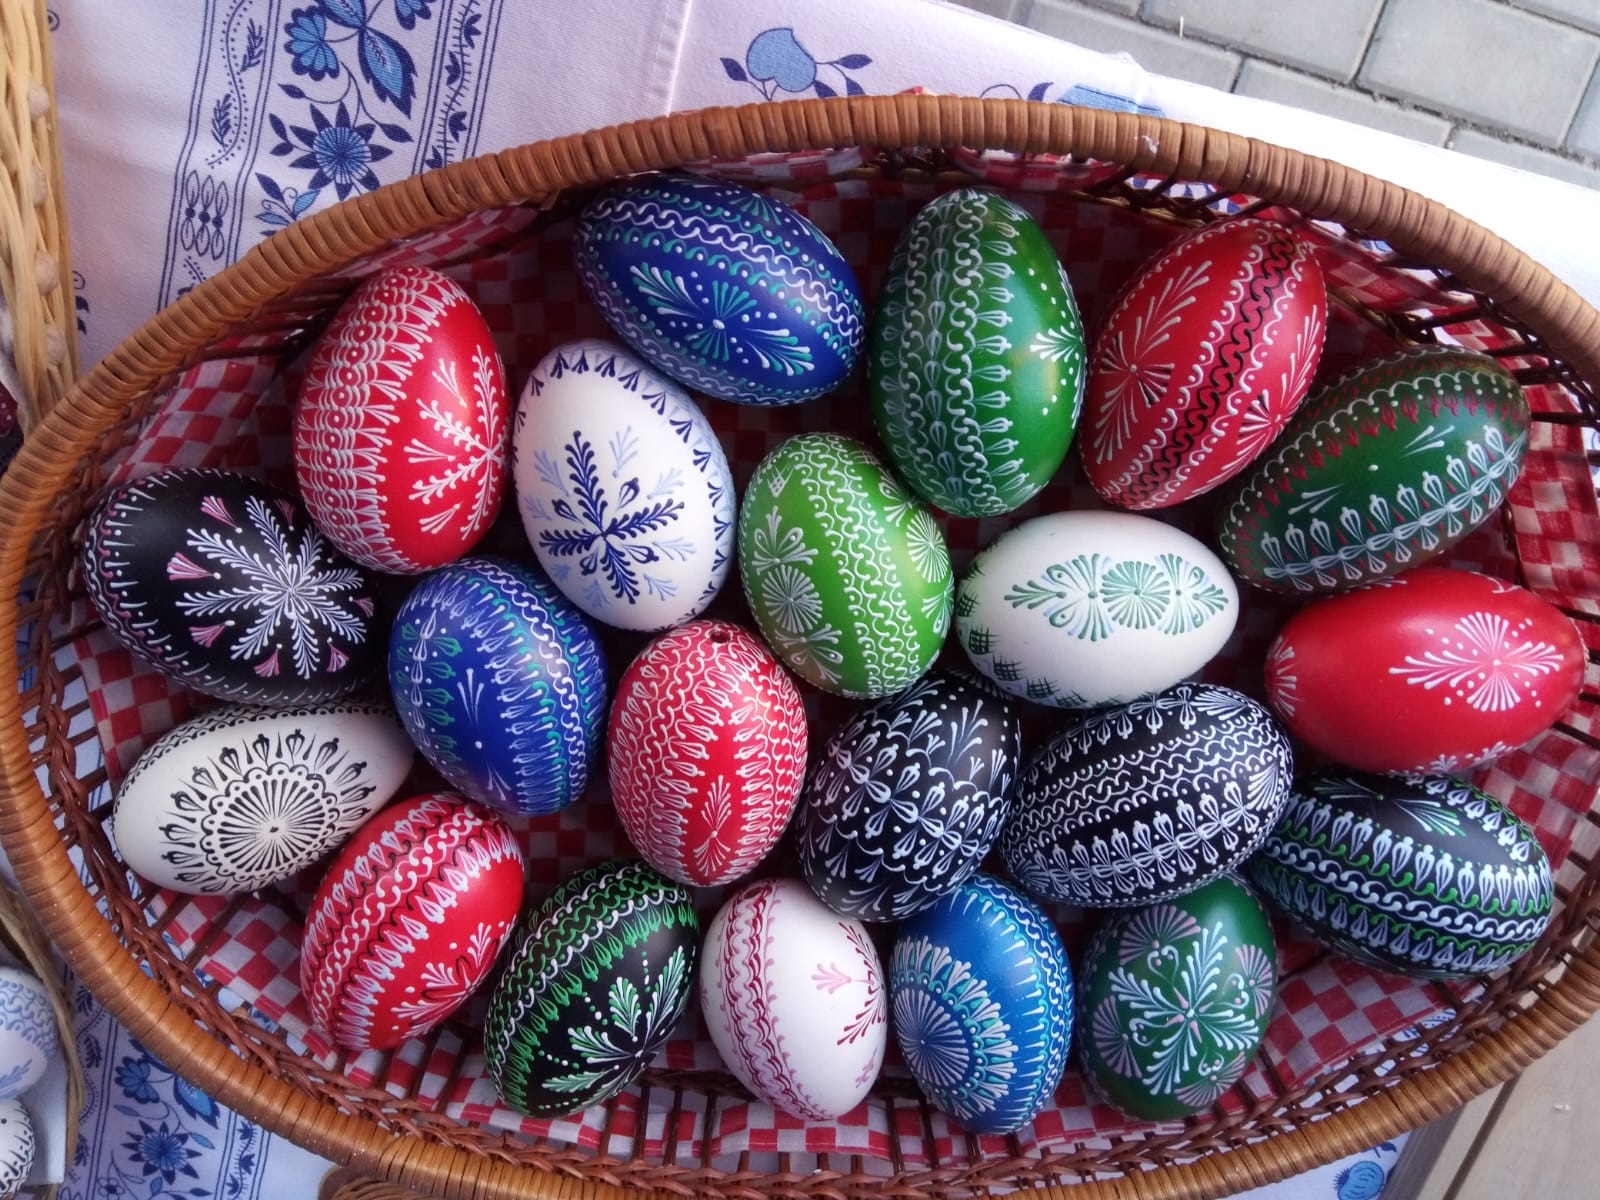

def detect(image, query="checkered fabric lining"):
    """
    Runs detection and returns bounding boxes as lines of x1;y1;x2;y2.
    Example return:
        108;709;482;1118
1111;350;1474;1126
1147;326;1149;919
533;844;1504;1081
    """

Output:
63;165;1600;1164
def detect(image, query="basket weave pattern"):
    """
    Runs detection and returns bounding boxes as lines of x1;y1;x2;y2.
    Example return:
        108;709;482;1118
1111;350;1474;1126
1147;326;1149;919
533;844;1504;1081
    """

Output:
2;98;1600;1200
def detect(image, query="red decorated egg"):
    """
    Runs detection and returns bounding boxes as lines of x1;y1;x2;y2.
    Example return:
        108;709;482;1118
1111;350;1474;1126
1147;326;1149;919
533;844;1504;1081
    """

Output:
1266;568;1586;773
300;792;526;1051
1082;218;1327;510
294;266;510;574
608;620;808;886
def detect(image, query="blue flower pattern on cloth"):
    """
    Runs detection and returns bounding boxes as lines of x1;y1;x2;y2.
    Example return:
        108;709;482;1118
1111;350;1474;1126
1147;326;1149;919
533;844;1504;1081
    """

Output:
158;0;504;308
722;28;872;99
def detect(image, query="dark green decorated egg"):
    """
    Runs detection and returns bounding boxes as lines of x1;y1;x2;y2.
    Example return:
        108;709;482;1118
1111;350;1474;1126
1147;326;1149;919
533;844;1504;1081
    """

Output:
871;189;1085;516
1079;874;1277;1122
1247;771;1553;980
1217;346;1528;593
484;859;698;1117
739;433;953;697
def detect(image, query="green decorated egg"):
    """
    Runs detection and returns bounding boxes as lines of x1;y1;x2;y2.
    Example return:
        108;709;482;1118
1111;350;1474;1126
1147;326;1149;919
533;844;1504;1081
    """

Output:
484;859;698;1118
871;190;1085;516
1079;874;1277;1122
1217;346;1528;593
739;433;953;697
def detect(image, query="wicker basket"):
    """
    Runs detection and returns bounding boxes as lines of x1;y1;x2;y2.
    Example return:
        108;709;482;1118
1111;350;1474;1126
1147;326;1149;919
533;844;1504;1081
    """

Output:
2;96;1599;1200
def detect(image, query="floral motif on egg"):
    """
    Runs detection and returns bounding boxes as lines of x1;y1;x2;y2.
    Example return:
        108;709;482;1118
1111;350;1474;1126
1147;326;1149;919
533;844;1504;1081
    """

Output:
1000;552;1230;641
1388;610;1571;714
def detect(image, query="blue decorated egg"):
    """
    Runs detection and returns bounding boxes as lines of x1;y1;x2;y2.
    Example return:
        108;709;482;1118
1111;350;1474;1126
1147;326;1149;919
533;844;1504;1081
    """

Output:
889;874;1073;1135
512;339;736;630
388;557;607;816
795;670;1022;921
574;173;865;406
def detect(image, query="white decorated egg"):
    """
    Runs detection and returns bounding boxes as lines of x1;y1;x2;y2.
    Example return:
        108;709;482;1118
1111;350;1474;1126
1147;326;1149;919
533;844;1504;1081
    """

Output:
956;510;1238;708
700;878;886;1120
113;701;415;895
0;1099;33;1195
512;339;735;630
0;971;56;1101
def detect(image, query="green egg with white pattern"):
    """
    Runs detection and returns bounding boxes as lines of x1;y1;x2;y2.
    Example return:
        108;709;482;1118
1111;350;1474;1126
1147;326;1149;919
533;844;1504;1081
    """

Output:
739;433;953;697
871;189;1086;517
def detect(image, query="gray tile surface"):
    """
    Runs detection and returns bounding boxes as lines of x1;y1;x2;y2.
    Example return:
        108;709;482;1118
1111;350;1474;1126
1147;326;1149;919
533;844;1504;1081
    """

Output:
1233;61;1452;146
1360;0;1598;142
1028;1;1241;90
947;0;1029;21
1141;0;1383;80
1567;70;1600;158
1449;129;1600;189
1515;0;1600;35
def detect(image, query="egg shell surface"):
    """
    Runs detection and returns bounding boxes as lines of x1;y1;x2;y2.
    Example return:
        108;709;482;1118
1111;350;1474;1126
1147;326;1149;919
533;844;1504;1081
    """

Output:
1248;771;1553;979
512;338;735;630
1082;218;1327;510
795;669;1022;921
79;468;381;704
739;434;952;697
1001;683;1293;908
0;1099;33;1195
300;793;526;1051
294;265;510;574
1079;874;1277;1121
700;877;887;1120
1264;567;1585;773
890;874;1073;1134
484;859;698;1117
608;620;807;886
388;556;607;816
113;700;414;895
0;970;57;1101
871;189;1086;516
955;509;1238;708
574;173;864;406
1217;346;1528;593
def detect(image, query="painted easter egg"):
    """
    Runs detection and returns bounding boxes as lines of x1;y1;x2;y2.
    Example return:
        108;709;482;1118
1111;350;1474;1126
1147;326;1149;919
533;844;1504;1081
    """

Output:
511;339;735;630
956;510;1238;709
609;620;807;886
871;189;1085;516
294;265;510;574
701;877;887;1119
1248;771;1553;979
794;670;1022;921
1218;346;1528;593
1083;217;1327;510
1002;683;1293;908
574;173;864;405
1079;874;1277;1120
1264;567;1585;773
300;793;526;1051
484;859;698;1117
0;971;57;1101
388;557;607;816
112;701;414;895
890;874;1073;1134
79;468;380;704
739;434;952;697
0;1100;34;1196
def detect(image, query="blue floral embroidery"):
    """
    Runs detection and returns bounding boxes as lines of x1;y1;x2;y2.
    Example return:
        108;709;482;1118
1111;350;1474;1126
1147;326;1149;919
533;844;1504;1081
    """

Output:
270;101;390;199
978;81;1165;115
114;1055;161;1105
1334;1159;1388;1200
124;1121;203;1185
285;8;339;80
722;28;872;100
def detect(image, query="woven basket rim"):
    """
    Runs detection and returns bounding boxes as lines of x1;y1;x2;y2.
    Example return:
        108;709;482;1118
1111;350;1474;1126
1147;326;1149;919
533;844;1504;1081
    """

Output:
3;95;1600;1200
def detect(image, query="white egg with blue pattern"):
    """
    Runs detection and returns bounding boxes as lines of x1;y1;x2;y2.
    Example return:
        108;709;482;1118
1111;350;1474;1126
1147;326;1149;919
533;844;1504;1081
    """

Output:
0;970;56;1101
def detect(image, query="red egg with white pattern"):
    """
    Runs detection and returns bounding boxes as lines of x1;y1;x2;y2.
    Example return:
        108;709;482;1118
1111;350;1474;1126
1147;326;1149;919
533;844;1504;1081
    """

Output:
294;265;510;574
1265;568;1585;774
300;792;526;1051
608;620;808;886
1082;218;1327;510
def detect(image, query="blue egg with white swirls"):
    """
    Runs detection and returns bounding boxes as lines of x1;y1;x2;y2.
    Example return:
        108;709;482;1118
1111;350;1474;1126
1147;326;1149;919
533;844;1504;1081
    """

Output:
889;874;1073;1135
574;173;865;406
388;557;607;817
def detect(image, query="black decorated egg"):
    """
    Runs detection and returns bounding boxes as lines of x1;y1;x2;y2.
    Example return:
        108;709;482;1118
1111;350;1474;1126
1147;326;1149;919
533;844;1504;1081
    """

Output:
574;173;865;406
1247;771;1554;979
484;859;699;1117
388;557;607;817
890;874;1073;1134
1001;683;1293;908
795;670;1022;921
79;468;381;704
